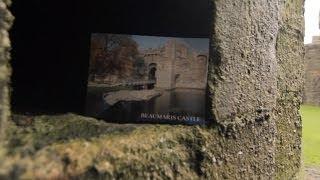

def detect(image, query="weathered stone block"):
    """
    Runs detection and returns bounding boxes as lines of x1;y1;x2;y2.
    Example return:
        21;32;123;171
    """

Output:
275;0;305;178
0;115;277;179
0;0;13;141
206;0;303;178
209;0;279;127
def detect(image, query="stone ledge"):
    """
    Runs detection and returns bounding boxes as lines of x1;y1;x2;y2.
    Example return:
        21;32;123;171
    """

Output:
0;114;281;179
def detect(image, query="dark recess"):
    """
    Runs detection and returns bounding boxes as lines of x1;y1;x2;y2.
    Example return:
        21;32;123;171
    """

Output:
10;0;210;114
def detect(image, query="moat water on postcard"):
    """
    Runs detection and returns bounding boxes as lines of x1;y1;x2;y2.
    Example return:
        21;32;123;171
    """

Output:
86;88;206;125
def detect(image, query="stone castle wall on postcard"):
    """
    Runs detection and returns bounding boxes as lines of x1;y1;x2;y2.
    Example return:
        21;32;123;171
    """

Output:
143;40;208;90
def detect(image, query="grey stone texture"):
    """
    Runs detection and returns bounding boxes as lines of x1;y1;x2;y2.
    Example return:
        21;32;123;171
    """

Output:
304;37;320;106
275;0;305;178
0;0;13;140
0;0;304;179
208;0;279;126
208;0;304;178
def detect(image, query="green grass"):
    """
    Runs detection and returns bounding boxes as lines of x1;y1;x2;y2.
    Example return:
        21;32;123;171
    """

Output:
301;105;320;166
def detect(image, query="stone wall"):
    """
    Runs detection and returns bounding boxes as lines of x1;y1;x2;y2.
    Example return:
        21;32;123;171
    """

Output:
275;0;305;177
0;0;305;179
0;0;13;140
304;37;320;106
208;0;279;177
208;0;304;178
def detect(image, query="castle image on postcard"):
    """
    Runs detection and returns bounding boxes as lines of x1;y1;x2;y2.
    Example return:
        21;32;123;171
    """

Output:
86;34;209;124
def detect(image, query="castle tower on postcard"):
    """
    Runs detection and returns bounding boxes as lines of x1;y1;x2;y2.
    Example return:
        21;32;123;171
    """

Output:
142;39;208;90
142;39;177;89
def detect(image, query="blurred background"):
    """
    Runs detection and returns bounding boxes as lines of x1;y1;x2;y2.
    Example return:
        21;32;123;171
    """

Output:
302;0;320;178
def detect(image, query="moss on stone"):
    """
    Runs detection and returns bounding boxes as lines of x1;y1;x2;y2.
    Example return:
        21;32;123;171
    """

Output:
0;113;281;179
6;114;137;153
275;0;305;179
0;115;201;179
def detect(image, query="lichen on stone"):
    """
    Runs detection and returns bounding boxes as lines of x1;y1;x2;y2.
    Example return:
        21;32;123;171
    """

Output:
0;113;280;179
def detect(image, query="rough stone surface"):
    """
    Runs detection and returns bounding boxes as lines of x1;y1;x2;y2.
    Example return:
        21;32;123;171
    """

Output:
208;0;281;177
0;0;13;140
0;115;277;179
208;0;304;178
0;0;304;179
275;0;304;178
208;0;279;126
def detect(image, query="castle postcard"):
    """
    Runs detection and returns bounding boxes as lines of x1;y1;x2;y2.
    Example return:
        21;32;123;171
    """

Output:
86;34;209;125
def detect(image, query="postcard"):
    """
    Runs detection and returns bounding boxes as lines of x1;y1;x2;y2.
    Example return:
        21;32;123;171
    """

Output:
86;33;209;125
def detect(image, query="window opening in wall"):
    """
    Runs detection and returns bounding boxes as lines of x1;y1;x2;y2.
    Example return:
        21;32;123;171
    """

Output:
10;0;210;119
